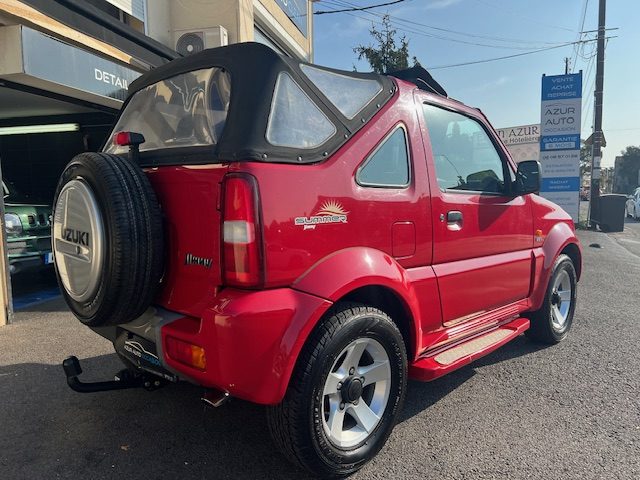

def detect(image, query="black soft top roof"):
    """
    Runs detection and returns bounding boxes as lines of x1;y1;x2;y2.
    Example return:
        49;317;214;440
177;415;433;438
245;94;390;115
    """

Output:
389;66;447;97
123;43;404;164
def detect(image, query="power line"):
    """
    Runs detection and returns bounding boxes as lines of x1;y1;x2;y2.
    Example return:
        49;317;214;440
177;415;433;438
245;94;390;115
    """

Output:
317;0;615;71
581;54;597;130
317;0;573;46
571;0;590;72
471;0;577;32
318;0;576;50
426;38;613;70
315;0;407;15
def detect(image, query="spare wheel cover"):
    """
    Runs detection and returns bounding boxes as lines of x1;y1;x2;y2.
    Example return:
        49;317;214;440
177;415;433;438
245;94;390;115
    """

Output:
53;178;105;303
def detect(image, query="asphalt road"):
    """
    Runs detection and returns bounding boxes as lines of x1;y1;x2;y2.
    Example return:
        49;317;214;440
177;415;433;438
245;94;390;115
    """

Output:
1;229;639;479
607;215;640;258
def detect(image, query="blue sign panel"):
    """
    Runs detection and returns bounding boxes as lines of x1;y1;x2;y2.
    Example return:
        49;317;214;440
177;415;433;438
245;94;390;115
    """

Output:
541;73;582;101
275;0;308;37
541;177;580;192
540;134;581;151
539;71;582;222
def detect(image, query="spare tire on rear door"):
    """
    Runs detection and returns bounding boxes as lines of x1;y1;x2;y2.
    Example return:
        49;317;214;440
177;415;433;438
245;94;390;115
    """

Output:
52;152;164;327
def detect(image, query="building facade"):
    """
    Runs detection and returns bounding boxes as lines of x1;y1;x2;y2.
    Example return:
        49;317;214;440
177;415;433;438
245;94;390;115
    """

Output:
0;0;313;325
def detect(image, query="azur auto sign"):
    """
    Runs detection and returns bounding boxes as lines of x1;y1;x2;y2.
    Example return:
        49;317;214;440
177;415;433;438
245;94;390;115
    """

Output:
539;72;582;222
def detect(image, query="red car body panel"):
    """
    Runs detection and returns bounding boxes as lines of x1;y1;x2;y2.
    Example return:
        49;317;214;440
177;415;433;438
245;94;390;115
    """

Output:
138;79;581;405
145;164;229;317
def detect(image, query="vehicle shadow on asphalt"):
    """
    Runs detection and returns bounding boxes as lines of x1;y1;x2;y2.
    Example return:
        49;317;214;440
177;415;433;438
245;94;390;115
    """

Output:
0;354;312;480
399;335;549;423
0;335;548;479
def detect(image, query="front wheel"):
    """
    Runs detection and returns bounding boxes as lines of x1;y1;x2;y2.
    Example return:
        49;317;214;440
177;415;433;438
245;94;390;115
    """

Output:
267;303;407;477
526;254;577;344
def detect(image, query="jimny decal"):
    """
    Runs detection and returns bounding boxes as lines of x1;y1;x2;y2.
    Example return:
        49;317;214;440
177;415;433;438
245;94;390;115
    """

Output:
185;253;213;269
295;200;349;230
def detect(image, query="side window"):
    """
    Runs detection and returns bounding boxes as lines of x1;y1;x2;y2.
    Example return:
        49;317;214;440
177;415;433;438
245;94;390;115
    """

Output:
266;72;336;149
422;104;507;194
357;126;410;187
300;64;382;120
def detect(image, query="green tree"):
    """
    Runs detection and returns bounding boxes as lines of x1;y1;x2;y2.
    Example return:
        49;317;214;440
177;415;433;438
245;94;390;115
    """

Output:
580;143;591;177
354;15;419;73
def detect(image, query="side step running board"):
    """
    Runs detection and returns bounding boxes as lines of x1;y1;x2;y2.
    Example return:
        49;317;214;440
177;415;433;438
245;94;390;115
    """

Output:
409;317;530;381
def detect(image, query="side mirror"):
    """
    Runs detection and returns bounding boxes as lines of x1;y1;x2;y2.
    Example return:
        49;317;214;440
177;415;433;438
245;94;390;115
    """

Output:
514;160;541;196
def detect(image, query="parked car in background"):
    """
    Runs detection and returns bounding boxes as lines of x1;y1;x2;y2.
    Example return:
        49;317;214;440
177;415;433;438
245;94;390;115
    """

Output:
3;181;53;274
626;187;640;220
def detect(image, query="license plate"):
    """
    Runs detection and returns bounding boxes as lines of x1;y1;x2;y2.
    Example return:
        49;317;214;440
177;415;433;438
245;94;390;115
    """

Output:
44;252;54;264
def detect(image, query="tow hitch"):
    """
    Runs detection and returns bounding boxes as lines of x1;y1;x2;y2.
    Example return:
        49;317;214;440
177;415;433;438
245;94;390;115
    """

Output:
62;356;166;393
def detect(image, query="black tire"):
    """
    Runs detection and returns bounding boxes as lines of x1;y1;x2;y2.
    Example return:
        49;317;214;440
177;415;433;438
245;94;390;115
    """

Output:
267;303;407;477
525;254;577;344
52;152;163;327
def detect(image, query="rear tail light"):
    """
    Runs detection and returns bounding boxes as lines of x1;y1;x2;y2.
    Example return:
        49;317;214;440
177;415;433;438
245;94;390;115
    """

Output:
222;173;264;287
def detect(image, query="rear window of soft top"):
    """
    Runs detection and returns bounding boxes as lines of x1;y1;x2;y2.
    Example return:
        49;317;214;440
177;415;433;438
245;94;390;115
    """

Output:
104;67;231;154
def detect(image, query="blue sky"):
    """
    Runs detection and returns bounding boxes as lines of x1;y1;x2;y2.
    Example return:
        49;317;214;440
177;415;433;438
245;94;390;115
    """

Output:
313;0;639;167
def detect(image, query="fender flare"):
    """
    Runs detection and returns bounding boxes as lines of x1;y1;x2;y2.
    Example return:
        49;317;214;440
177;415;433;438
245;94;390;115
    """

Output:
292;247;421;355
531;222;582;309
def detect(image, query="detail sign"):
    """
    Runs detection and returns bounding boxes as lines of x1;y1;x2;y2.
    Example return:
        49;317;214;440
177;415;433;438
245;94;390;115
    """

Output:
21;27;141;102
539;73;582;222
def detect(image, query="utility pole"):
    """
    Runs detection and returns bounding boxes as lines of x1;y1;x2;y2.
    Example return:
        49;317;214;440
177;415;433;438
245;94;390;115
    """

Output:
588;0;606;227
564;57;570;74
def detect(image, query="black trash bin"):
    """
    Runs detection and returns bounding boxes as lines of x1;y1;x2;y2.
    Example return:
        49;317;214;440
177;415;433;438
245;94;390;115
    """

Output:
596;194;627;232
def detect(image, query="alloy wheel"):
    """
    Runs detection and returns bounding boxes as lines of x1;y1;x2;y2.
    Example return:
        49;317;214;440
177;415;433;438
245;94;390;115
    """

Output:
321;337;391;448
550;269;573;331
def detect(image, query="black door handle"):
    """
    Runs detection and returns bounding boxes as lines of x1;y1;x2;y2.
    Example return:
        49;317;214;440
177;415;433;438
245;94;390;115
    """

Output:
447;211;463;223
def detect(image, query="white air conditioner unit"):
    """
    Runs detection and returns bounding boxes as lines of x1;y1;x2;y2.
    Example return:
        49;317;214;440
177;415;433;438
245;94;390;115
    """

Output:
174;26;229;56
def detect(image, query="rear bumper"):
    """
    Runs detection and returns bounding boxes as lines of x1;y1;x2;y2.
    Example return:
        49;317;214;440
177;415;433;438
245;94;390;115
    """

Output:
7;235;53;274
161;287;332;404
105;287;332;405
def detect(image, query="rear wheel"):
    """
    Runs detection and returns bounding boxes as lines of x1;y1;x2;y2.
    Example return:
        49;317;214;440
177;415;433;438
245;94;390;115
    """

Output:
526;254;577;344
267;303;407;477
